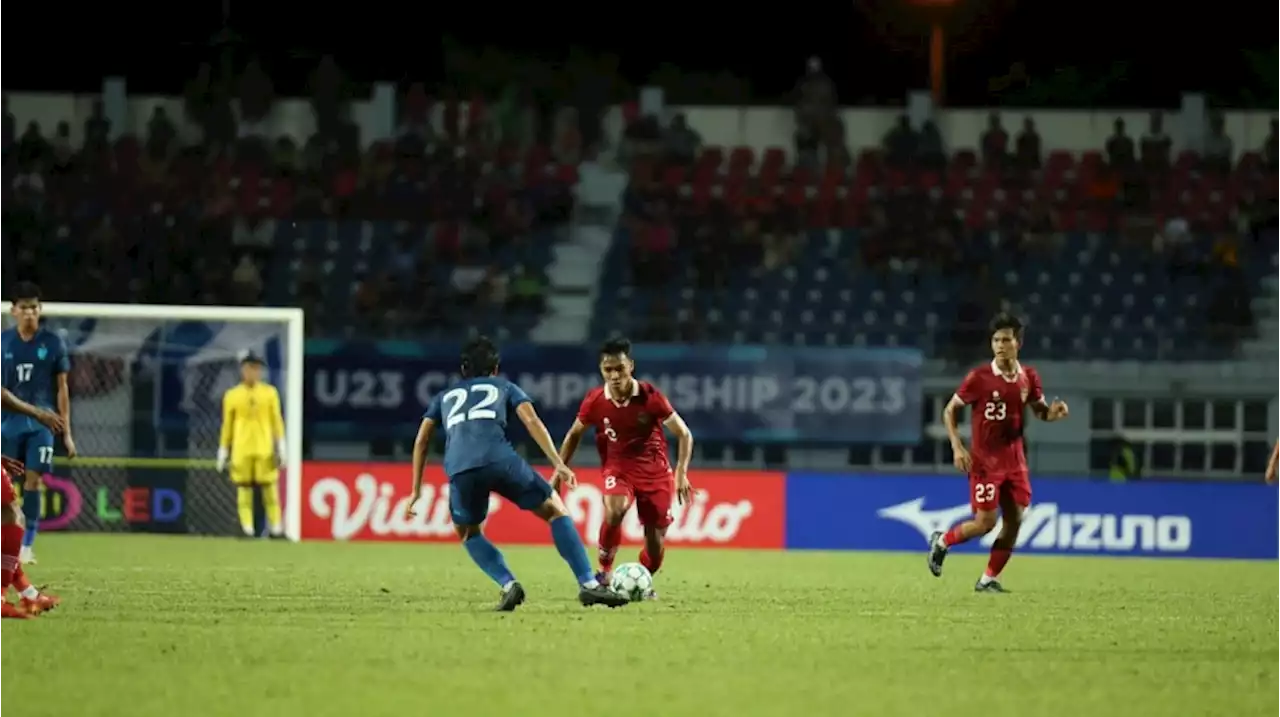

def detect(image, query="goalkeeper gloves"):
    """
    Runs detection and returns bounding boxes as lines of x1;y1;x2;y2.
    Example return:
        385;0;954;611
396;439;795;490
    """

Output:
216;447;229;473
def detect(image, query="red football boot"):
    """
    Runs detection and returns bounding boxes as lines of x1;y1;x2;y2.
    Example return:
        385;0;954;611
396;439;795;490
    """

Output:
2;601;34;619
21;590;60;615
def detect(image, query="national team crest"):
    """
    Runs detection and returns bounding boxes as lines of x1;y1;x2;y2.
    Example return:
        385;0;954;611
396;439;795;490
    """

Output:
36;346;47;360
1020;388;1029;402
637;412;652;427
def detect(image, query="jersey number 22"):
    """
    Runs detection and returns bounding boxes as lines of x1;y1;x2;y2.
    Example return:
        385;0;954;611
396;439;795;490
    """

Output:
442;385;501;428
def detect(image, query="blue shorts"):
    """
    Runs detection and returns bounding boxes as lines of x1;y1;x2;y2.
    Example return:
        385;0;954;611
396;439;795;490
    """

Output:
1;423;54;475
449;455;553;526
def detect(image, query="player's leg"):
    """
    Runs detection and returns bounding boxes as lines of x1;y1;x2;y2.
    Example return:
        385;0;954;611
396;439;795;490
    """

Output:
526;492;629;609
230;459;256;537
504;460;627;608
975;475;1030;593
449;468;522;610
13;564;60;614
257;456;284;538
20;430;54;564
927;472;1002;577
633;482;675;581
1;484;33;619
596;473;632;581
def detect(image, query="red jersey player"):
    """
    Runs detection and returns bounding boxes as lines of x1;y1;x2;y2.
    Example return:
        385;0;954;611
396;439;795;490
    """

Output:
927;313;1069;592
558;337;694;594
1;388;64;617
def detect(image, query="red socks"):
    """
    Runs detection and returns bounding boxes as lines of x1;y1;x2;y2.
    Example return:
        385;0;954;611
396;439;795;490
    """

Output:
943;525;966;547
985;548;1012;578
1;523;22;590
639;545;664;575
597;522;622;572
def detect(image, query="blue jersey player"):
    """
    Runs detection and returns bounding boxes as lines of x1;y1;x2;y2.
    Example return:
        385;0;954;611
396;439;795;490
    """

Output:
2;282;75;565
405;337;629;611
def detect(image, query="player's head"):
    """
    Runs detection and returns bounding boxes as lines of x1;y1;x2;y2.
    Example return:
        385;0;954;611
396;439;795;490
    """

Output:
598;337;635;391
988;312;1025;361
10;282;42;330
239;350;265;384
460;336;501;378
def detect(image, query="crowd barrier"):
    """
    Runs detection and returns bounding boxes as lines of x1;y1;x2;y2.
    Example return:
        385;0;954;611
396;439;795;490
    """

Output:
297;463;1278;560
30;462;1277;559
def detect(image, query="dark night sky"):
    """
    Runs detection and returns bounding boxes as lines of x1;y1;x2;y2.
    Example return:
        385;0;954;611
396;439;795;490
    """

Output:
6;0;1275;107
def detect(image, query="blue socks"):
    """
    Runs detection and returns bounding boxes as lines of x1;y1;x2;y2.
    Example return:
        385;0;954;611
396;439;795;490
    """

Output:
550;515;595;586
21;489;40;548
462;534;516;588
462;518;595;591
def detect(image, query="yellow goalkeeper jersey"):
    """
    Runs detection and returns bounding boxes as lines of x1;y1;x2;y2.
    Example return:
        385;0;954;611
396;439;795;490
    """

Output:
219;382;284;459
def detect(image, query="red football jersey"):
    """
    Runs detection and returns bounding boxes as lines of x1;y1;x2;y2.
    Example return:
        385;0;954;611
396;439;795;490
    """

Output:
577;380;674;481
954;361;1044;474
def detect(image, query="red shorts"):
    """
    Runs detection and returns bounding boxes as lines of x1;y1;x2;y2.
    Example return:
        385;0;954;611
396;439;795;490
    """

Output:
1;469;15;505
601;468;674;530
968;469;1032;512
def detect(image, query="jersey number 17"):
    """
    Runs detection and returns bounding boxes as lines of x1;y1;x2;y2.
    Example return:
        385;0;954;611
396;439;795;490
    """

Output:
441;385;501;428
14;363;33;382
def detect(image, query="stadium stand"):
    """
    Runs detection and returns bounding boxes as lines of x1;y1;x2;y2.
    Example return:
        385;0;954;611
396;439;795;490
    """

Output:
2;85;577;342
597;112;1279;362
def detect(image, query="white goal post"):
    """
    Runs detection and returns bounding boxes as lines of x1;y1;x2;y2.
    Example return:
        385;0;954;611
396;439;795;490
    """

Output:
0;302;306;541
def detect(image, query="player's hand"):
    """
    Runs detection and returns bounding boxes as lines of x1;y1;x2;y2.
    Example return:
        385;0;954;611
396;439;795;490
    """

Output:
951;443;971;473
0;455;23;478
1048;399;1070;421
551;464;577;491
675;470;693;505
1266;461;1278;485
62;434;77;459
35;409;65;434
404;491;423;519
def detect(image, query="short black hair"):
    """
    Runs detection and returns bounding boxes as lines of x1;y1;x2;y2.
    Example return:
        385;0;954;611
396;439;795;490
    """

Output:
599;336;632;359
989;312;1025;338
12;281;41;303
460;336;500;378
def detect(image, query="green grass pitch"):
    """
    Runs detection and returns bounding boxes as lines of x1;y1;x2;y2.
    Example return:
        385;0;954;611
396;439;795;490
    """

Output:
3;534;1276;717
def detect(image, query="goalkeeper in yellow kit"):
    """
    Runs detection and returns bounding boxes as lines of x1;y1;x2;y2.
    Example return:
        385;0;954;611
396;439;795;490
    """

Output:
216;351;286;538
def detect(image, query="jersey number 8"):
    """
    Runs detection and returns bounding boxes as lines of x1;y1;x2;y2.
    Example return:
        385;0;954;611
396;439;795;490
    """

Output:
983;402;1007;421
441;385;501;429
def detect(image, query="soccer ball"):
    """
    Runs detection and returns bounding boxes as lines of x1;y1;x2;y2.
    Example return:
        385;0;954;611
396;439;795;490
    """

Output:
609;563;653;601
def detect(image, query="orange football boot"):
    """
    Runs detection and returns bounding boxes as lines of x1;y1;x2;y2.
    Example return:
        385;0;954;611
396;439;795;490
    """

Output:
20;590;60;615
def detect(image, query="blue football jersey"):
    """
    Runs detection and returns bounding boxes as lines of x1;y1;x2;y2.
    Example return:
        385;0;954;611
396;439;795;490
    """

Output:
425;377;531;476
1;327;70;427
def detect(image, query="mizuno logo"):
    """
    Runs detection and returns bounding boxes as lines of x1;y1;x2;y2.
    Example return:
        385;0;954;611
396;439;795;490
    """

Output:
876;498;971;544
877;497;1193;553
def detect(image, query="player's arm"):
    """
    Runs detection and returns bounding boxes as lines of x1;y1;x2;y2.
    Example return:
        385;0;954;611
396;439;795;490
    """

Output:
1;388;64;433
515;403;573;473
53;339;75;456
410;417;437;503
559;393;597;465
662;411;696;504
944;372;979;472
1026;371;1068;422
1265;441;1278;485
217;390;235;472
269;387;287;464
558;418;590;465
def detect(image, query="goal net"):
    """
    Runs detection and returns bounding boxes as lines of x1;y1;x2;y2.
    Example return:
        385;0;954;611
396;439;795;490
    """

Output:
1;302;304;540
